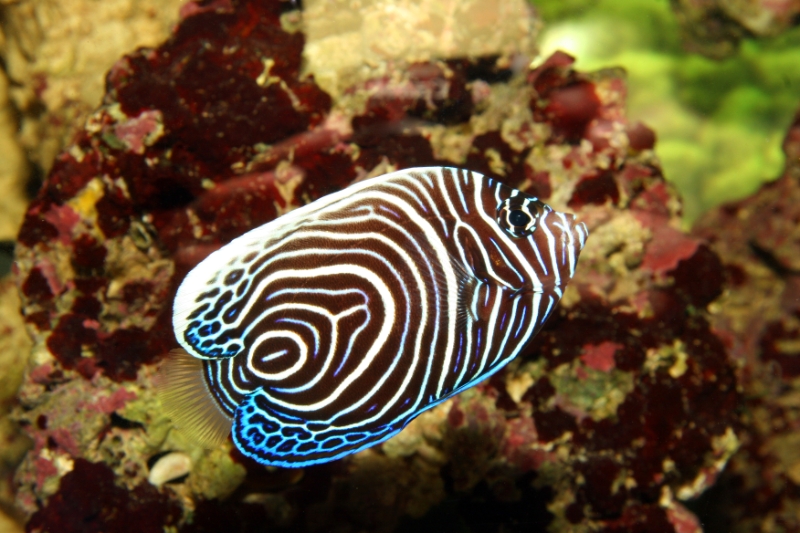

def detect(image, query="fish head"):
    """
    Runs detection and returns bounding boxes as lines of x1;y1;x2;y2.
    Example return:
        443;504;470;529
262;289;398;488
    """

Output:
500;194;588;292
459;179;588;295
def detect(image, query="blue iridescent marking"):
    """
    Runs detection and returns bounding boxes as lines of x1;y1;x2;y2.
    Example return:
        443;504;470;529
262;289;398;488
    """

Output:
515;306;527;338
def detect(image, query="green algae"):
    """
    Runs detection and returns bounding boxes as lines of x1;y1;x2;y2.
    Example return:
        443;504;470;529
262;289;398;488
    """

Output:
549;362;635;422
122;385;246;500
186;447;247;501
512;355;634;422
533;0;800;223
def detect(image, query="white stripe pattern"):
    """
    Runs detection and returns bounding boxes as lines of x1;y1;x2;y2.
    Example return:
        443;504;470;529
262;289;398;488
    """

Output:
172;166;588;467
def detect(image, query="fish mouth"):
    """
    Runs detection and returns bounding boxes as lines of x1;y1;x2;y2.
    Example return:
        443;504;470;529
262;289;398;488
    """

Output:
560;213;588;252
572;220;589;252
530;211;588;291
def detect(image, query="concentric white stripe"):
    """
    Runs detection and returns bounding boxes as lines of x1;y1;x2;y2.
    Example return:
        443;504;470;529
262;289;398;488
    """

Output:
172;166;588;466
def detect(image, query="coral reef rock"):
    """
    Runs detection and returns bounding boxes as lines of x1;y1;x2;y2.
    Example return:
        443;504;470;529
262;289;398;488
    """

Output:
0;0;187;246
670;0;800;58
692;106;800;532
12;1;740;531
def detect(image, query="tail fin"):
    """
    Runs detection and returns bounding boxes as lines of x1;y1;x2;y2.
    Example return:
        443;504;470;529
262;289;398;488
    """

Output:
156;348;233;447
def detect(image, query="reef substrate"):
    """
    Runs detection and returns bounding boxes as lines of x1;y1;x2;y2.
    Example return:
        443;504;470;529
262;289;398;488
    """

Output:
13;1;739;532
690;108;800;532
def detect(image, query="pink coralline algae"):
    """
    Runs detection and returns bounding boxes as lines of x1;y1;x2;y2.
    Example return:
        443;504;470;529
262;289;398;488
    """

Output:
12;1;740;532
26;459;181;533
580;341;622;373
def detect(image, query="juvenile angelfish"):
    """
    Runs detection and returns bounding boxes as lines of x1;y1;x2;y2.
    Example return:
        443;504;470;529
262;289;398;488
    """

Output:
162;166;588;467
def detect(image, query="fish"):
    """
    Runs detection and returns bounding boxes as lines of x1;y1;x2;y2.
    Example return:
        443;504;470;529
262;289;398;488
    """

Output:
160;166;588;468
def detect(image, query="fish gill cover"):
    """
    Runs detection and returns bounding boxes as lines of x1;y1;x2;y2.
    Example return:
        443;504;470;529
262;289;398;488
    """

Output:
11;0;739;531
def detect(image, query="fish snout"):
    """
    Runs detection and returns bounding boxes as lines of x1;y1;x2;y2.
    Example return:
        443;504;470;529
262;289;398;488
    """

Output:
550;212;588;284
571;219;589;252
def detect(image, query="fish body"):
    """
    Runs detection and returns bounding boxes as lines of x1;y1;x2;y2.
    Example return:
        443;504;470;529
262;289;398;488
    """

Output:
165;166;588;467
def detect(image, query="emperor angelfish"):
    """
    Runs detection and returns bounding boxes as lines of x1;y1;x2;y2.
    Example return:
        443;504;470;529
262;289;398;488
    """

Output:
162;166;588;468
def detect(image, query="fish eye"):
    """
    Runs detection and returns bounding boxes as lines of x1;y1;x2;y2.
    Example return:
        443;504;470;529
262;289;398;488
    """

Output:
508;209;531;227
496;197;544;238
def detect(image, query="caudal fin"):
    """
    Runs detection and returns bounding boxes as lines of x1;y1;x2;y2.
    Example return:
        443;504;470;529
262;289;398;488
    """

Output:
156;348;233;447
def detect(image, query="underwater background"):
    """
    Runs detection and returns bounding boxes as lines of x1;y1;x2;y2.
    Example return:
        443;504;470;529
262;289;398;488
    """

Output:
0;0;799;531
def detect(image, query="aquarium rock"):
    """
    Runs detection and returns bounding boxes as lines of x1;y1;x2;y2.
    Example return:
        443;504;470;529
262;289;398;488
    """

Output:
671;0;800;58
11;1;739;531
692;106;800;531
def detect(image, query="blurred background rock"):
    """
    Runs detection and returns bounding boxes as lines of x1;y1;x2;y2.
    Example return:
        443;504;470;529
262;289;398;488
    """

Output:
1;0;799;531
535;0;800;224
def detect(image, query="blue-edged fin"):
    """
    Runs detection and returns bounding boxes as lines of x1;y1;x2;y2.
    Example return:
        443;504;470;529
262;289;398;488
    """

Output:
156;348;232;447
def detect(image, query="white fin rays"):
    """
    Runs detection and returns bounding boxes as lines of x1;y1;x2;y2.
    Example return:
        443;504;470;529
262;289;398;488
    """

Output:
157;349;233;447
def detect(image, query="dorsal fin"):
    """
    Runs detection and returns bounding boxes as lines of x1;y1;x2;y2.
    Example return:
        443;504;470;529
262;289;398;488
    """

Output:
156;348;233;447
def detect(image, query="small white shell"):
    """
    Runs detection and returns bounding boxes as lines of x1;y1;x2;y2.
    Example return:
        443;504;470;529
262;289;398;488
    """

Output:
148;451;192;487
